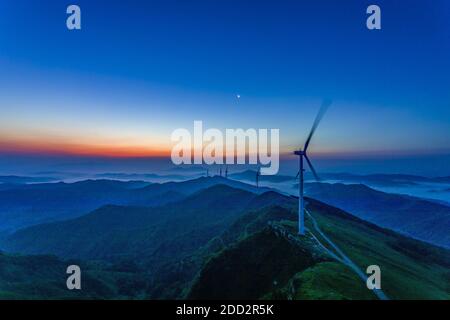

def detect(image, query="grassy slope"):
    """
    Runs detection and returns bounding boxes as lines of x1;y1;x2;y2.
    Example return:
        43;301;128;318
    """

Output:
280;262;375;300
306;199;450;299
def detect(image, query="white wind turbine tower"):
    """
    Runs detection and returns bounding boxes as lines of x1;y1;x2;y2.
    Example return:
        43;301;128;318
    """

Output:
295;100;331;235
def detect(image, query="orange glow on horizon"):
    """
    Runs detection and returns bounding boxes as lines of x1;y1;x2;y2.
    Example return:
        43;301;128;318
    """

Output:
0;139;171;158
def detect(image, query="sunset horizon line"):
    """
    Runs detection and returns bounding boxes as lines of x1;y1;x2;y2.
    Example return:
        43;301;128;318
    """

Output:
1;143;449;160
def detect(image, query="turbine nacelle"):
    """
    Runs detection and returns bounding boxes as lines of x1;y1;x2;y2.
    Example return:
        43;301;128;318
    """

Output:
294;150;305;156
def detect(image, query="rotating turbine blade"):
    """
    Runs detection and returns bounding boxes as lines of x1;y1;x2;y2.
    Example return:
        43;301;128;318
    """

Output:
304;155;320;182
304;99;332;152
295;171;300;179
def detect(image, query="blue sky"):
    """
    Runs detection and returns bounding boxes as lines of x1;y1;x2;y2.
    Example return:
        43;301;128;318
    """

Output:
0;0;449;174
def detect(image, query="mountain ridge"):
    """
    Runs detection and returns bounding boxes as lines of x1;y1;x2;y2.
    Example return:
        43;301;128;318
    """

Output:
306;182;450;248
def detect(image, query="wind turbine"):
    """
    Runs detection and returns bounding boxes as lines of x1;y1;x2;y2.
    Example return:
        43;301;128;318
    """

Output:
225;166;228;178
295;100;331;235
255;167;261;188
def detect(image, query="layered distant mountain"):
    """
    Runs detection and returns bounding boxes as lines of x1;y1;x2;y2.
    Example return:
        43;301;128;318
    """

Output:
319;173;450;186
230;170;450;187
0;179;166;232
135;176;273;197
230;170;295;183
94;172;188;181
305;183;450;248
429;188;450;193
2;175;448;249
1;184;282;262
0;175;58;184
0;176;273;233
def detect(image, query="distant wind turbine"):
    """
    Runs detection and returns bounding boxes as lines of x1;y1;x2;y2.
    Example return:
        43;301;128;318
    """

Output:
256;167;261;188
295;100;331;235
